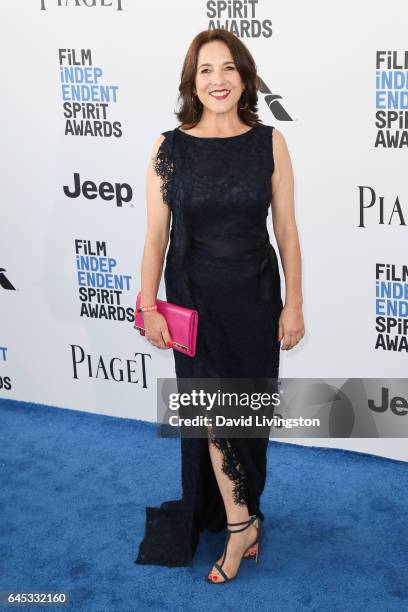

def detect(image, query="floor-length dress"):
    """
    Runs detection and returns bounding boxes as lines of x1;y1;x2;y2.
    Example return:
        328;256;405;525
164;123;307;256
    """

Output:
135;122;283;567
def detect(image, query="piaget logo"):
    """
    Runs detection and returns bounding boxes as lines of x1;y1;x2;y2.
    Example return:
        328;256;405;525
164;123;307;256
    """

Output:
40;0;123;10
357;185;407;228
70;344;150;388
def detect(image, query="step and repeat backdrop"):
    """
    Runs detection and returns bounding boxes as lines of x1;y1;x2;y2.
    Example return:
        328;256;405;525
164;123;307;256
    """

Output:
1;1;407;459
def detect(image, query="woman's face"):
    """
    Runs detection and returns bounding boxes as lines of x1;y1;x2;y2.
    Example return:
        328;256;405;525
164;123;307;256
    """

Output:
194;40;245;116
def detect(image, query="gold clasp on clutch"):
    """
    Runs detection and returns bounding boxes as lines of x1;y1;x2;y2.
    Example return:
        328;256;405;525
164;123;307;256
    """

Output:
171;341;189;350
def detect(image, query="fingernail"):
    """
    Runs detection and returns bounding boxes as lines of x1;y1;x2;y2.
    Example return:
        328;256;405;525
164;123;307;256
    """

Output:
166;340;173;347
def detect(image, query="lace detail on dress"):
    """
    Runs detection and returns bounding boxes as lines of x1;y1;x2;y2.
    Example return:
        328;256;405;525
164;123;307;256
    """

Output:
153;136;174;207
208;429;249;507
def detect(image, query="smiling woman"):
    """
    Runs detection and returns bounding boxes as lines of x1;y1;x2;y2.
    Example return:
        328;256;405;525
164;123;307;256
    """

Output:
134;27;304;585
175;30;262;136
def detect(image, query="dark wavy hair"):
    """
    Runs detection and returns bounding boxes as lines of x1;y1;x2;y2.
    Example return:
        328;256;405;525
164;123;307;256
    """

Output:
175;29;261;129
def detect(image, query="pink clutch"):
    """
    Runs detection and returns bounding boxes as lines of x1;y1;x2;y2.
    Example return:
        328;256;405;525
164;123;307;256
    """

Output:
134;291;198;357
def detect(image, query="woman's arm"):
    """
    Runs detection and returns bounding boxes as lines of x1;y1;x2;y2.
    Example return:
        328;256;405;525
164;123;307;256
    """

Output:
139;135;173;349
140;134;171;307
271;128;305;350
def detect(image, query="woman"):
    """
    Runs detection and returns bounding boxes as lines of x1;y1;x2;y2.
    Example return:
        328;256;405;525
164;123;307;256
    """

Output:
134;29;305;583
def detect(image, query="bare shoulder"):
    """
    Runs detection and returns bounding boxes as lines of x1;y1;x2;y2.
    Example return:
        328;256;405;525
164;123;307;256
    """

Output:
272;127;289;154
149;134;167;175
151;133;166;156
271;127;292;179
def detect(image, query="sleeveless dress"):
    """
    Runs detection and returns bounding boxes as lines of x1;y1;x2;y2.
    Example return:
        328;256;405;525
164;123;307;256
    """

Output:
135;122;283;567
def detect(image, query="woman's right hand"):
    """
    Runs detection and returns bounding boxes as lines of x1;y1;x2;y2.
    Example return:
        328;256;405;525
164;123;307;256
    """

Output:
142;311;173;349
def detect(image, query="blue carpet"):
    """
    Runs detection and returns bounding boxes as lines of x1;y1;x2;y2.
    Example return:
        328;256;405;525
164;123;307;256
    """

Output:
0;397;407;612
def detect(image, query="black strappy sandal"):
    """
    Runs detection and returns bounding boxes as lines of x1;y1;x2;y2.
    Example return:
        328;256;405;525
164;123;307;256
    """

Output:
242;515;263;560
205;515;262;584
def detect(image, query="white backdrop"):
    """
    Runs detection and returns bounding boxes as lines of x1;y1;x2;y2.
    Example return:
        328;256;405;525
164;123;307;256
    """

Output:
1;1;407;460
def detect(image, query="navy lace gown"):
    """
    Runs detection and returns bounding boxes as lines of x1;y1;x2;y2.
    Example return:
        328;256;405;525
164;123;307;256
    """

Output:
135;122;283;567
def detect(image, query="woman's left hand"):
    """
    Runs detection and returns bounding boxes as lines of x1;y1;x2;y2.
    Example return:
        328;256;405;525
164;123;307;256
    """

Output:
278;304;305;350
